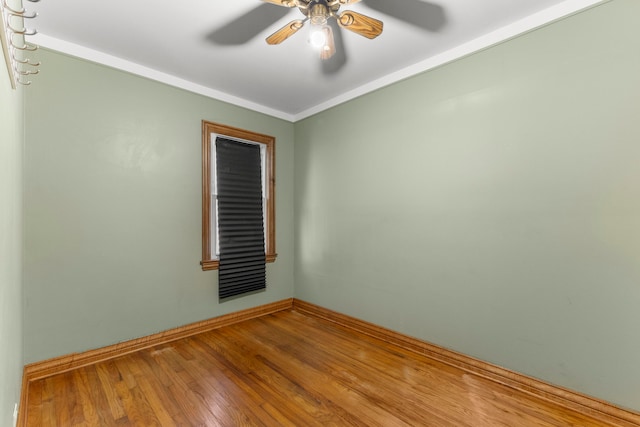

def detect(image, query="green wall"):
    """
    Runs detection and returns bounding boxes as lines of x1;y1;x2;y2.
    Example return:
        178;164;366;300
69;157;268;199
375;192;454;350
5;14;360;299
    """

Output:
24;49;295;363
18;0;640;415
0;62;24;424
294;0;640;411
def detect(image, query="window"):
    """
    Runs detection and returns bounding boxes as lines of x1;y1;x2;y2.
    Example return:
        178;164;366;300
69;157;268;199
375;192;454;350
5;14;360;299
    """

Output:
201;121;276;271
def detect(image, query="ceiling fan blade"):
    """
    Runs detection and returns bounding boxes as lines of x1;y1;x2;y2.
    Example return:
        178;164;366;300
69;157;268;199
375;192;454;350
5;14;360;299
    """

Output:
262;0;297;7
362;0;446;32
322;20;347;75
266;20;305;45
319;26;336;60
337;11;383;39
208;4;291;45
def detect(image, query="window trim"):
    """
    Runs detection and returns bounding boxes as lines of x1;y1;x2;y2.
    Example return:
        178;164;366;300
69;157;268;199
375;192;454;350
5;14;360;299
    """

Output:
201;121;276;271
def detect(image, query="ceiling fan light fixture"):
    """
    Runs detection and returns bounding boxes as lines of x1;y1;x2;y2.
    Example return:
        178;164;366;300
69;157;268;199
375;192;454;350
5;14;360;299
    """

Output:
263;0;382;60
309;27;327;48
309;25;335;60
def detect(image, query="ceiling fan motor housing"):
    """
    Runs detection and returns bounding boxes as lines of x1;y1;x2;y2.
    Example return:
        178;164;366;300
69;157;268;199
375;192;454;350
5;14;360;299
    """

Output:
309;1;329;25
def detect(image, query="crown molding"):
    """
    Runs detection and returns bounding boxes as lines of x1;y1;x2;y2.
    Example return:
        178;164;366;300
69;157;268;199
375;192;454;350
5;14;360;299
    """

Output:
32;0;607;123
30;33;296;122
292;0;608;121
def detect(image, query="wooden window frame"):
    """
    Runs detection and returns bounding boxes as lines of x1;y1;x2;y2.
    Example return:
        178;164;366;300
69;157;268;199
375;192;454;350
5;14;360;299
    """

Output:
201;121;277;271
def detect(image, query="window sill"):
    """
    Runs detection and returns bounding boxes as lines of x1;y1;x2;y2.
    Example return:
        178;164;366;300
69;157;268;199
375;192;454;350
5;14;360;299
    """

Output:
201;254;277;271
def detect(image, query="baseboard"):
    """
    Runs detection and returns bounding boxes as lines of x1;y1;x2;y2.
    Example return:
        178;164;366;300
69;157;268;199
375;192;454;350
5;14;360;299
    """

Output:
292;298;640;427
23;298;293;382
17;298;293;426
18;297;639;427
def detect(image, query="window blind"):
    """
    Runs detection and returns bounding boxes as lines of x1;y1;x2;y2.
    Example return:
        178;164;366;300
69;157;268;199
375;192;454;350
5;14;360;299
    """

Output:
215;137;266;299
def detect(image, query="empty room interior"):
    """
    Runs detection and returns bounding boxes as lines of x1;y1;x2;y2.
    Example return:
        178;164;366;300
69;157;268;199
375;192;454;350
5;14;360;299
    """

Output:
1;0;640;425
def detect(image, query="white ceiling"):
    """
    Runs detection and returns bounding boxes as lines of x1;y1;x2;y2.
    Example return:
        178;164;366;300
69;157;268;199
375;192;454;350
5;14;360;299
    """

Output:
28;0;603;121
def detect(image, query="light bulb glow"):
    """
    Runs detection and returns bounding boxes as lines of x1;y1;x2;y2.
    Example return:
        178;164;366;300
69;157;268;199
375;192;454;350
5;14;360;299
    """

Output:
309;28;326;48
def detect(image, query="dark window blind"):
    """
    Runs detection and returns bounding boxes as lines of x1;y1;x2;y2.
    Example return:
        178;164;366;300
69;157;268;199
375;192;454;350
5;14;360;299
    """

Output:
215;137;266;299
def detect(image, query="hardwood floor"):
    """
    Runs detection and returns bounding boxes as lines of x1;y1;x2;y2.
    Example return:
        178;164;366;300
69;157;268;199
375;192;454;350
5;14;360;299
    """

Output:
24;310;629;426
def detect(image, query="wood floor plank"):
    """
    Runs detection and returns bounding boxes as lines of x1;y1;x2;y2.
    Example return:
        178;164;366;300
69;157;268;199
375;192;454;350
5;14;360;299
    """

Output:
192;330;338;424
112;356;163;426
71;368;104;426
25;379;43;427
136;349;194;426
95;361;126;422
25;310;635;427
180;337;280;426
40;378;56;427
125;356;178;426
244;314;460;425
215;322;411;426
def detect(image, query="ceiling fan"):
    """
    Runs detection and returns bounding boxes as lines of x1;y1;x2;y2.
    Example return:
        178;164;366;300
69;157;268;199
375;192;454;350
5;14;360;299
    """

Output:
263;0;383;60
